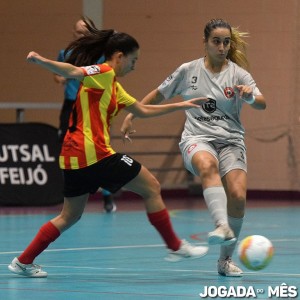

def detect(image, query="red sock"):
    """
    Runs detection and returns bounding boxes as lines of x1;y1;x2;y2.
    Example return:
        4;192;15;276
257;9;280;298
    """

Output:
18;221;60;264
147;208;181;251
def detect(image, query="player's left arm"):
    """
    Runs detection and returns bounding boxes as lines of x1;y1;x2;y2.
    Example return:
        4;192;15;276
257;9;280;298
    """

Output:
235;84;266;110
250;94;266;110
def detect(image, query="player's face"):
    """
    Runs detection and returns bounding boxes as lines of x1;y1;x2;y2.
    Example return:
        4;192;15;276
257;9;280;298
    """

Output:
205;28;231;63
118;49;139;77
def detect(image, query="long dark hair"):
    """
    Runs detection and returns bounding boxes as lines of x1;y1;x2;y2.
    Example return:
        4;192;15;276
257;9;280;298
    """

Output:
65;19;139;66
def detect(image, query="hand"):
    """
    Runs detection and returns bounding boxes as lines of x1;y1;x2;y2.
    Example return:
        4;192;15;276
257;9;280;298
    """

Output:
121;115;136;143
183;97;209;108
54;74;67;85
26;51;42;64
234;85;253;101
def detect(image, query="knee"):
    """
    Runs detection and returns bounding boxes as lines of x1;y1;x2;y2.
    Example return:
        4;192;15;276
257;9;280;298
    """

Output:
198;160;219;179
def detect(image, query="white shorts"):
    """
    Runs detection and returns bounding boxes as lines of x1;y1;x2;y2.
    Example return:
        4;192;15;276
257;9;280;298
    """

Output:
179;141;247;178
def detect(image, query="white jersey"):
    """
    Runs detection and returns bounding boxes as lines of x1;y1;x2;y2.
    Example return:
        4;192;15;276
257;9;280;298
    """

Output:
158;57;262;151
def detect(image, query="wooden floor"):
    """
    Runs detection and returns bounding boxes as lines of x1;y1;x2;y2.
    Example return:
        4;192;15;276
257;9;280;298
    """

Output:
0;194;299;300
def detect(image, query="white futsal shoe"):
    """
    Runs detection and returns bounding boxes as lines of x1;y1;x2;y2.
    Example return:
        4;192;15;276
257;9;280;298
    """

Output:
218;256;243;277
208;224;236;245
8;257;48;278
165;239;208;262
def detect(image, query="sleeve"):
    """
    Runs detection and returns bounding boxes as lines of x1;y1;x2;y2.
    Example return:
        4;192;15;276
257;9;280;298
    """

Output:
238;68;262;96
116;82;137;107
81;65;101;76
157;64;186;99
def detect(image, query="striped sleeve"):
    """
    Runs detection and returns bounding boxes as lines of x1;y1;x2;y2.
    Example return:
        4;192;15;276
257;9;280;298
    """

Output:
116;82;137;106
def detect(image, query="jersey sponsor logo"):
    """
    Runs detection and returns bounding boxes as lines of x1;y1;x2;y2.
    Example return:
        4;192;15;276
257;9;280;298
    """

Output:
166;75;173;81
121;154;133;166
187;144;197;154
83;65;101;75
202;98;216;113
237;151;246;163
161;75;173;87
224;87;235;99
194;114;230;122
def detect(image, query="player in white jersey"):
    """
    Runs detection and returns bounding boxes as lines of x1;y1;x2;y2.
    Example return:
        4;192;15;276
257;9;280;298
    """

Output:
121;19;266;277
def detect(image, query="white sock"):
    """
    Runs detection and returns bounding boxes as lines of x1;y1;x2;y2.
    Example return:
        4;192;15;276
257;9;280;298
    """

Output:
220;215;244;259
203;186;228;227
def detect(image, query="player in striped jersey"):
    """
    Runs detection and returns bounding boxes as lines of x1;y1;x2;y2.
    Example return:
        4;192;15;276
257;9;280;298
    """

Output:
54;17;116;213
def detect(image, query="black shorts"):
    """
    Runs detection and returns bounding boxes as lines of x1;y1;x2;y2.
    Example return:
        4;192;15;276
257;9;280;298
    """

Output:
63;153;142;197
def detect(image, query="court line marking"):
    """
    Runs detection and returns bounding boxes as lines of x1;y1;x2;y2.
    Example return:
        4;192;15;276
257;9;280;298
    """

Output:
0;243;177;255
0;237;299;255
0;266;299;278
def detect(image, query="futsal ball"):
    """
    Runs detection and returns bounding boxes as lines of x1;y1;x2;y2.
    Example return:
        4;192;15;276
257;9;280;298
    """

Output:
238;235;274;271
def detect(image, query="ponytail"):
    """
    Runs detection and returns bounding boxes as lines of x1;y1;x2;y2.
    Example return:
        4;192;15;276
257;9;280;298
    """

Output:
64;18;139;67
65;29;115;66
227;27;249;71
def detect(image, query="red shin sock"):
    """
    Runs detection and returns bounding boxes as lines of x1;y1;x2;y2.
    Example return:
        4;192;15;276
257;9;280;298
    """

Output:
18;221;60;264
147;208;181;251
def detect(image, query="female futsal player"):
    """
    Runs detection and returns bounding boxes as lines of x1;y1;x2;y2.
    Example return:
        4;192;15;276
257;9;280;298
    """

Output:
121;19;266;277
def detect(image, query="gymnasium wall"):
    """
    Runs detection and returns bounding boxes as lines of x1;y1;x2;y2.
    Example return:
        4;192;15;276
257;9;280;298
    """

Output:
0;0;82;122
1;0;299;192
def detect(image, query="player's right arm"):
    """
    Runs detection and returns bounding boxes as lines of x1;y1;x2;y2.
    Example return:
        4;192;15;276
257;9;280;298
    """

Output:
142;89;166;105
26;51;84;80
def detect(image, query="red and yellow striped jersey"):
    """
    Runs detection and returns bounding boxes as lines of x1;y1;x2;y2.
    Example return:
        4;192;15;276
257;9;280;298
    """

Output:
59;64;136;169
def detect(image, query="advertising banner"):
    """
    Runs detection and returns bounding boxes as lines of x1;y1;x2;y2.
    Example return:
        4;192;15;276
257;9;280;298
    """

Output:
0;123;64;205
